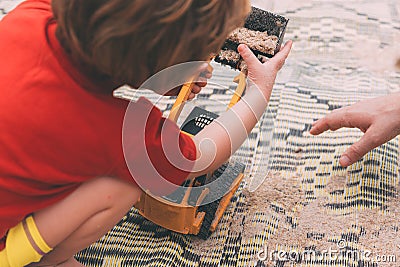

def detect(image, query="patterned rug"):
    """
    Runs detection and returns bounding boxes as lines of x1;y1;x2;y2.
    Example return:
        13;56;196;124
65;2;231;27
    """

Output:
2;0;400;266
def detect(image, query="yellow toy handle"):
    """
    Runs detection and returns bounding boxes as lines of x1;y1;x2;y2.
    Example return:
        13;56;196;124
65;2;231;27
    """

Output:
168;65;247;123
168;64;214;123
228;71;247;109
167;78;196;123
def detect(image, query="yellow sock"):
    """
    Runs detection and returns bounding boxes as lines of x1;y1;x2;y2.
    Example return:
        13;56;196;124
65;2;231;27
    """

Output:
0;216;52;267
0;249;11;267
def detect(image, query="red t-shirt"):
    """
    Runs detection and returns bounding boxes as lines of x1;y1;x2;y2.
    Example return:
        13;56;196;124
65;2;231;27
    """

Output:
0;0;196;249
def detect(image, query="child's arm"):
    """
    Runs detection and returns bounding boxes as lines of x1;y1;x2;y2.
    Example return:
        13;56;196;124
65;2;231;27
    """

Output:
190;41;293;176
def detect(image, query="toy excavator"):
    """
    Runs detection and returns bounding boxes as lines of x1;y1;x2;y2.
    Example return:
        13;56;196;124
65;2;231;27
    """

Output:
134;7;288;239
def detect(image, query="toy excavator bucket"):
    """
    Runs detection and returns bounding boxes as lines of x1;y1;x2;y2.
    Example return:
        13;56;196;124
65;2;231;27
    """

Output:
215;6;289;70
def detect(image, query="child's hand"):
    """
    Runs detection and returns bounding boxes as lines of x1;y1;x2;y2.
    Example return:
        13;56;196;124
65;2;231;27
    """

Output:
238;40;293;101
189;67;213;100
164;64;213;100
191;42;292;176
310;93;400;167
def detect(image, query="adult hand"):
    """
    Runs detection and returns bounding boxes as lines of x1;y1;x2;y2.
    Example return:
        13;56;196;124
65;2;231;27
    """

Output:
310;93;400;167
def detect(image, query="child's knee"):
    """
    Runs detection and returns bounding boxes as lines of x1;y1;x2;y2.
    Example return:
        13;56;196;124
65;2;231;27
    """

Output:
90;177;141;208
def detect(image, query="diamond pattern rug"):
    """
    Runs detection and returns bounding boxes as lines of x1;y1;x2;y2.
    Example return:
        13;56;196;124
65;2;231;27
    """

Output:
2;0;400;266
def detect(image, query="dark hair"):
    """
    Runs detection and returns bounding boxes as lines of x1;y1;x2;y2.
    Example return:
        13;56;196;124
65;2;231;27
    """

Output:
52;0;251;90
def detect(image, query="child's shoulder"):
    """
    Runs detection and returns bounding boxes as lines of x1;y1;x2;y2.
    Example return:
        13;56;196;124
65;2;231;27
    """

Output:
0;0;52;43
3;0;52;20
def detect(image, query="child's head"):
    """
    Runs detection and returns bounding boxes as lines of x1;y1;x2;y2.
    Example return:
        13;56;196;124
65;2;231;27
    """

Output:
52;0;251;90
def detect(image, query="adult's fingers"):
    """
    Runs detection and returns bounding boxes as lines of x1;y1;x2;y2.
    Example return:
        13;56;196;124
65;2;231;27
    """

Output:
339;128;381;167
310;107;354;135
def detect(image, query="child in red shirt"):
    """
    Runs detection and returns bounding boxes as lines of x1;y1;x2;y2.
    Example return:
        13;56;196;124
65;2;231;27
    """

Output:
0;0;292;266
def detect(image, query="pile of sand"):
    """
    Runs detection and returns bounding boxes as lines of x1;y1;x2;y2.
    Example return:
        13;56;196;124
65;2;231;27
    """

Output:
228;28;278;55
193;171;400;266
